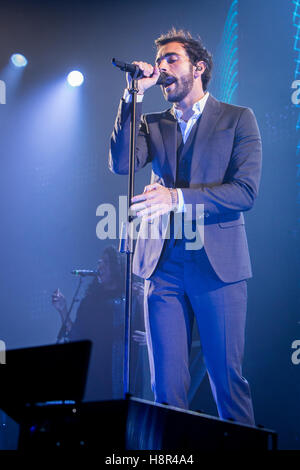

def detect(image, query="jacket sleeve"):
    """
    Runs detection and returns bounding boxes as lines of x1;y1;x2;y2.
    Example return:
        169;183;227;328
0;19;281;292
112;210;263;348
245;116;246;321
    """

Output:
181;107;262;217
109;99;152;175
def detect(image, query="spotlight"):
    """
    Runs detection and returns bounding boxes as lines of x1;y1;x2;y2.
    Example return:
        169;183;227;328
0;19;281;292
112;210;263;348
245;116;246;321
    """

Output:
11;53;28;68
67;71;84;87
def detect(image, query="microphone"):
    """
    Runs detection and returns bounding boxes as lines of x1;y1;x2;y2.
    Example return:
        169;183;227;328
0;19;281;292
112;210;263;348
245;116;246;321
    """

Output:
112;58;169;86
71;270;98;277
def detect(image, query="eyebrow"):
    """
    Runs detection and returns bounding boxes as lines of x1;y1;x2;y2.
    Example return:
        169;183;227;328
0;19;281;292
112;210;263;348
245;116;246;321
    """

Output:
155;52;180;64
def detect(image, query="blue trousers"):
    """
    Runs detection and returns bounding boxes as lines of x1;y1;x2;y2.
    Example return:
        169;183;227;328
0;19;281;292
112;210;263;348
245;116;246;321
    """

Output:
144;237;255;426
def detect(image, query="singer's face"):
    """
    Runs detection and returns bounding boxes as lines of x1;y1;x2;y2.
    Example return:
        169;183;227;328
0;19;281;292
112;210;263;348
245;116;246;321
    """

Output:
96;254;112;285
156;42;194;103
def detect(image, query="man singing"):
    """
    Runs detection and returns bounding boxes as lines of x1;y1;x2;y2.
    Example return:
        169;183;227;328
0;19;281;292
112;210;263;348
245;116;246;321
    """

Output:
109;28;262;425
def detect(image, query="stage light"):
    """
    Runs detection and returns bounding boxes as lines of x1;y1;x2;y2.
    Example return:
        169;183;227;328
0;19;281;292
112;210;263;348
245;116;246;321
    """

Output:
11;53;28;68
67;71;84;87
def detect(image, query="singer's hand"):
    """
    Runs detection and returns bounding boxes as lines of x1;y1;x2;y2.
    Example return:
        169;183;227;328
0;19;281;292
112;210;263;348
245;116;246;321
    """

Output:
132;330;147;346
131;183;178;221
52;288;68;318
126;61;160;94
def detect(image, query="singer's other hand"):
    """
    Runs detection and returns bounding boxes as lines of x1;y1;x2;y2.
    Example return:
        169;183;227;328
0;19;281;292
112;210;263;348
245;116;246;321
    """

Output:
131;183;178;221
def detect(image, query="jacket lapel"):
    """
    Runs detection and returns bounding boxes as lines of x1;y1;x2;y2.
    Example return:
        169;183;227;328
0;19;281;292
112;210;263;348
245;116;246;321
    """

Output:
158;110;177;186
190;94;222;177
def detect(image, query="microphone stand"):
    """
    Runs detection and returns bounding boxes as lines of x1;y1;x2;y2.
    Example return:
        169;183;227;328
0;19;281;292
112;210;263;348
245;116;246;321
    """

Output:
56;276;82;343
120;70;139;397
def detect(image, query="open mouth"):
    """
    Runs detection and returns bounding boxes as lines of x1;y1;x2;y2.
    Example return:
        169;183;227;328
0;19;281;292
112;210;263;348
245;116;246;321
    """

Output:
163;76;176;88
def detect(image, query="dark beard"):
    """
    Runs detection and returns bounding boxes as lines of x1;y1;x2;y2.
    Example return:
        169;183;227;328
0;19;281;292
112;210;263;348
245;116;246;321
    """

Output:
163;66;194;103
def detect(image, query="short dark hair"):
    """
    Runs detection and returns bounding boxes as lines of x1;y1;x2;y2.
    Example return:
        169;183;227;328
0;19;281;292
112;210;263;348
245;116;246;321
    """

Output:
155;28;213;91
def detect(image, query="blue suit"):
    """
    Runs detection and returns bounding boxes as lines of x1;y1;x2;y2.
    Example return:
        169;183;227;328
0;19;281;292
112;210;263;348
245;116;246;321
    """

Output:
109;94;262;425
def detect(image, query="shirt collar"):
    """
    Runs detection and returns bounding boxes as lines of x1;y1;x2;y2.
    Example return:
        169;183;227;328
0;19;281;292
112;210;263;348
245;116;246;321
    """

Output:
173;92;210;122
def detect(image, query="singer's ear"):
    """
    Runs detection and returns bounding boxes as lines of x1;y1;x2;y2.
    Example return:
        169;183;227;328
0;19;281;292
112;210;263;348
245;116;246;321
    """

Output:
194;61;206;78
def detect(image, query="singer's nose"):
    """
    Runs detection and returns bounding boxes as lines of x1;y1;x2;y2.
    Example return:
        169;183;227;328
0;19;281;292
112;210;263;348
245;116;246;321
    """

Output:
158;57;170;73
157;62;165;73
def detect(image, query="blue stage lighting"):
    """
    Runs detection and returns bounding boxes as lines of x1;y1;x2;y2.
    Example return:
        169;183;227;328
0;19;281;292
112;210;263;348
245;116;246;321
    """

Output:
67;71;84;87
11;53;28;68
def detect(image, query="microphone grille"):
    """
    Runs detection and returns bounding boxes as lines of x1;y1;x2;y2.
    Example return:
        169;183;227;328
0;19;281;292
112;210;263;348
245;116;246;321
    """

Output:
157;72;167;86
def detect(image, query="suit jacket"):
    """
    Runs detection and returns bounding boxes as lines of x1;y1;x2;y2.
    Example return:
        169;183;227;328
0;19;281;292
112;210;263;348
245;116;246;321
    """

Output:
109;94;262;283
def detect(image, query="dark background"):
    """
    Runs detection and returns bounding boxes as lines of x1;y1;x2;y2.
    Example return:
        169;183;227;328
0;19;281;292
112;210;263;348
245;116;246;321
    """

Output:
0;0;299;449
